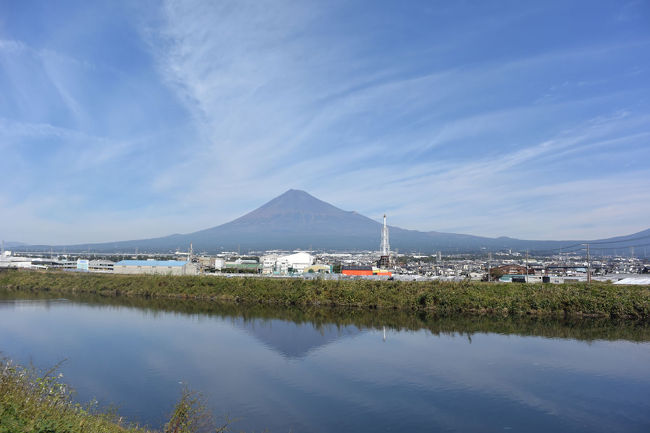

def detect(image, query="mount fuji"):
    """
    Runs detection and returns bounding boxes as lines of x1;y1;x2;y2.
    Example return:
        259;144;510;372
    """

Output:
16;189;650;254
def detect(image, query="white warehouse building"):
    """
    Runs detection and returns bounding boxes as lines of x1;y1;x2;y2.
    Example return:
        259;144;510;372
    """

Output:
113;260;198;276
261;252;314;275
261;254;280;274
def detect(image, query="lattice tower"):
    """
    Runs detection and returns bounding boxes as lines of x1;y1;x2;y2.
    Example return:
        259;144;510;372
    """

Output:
381;214;390;256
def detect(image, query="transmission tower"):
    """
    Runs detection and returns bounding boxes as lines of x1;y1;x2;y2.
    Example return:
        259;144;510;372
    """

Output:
379;214;391;268
381;214;390;256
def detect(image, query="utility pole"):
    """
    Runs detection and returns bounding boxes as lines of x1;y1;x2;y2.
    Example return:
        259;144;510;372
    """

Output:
525;249;529;283
487;252;492;282
585;243;591;285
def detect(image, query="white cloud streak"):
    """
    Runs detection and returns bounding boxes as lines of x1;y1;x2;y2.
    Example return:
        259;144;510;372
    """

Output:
140;1;650;241
1;1;649;243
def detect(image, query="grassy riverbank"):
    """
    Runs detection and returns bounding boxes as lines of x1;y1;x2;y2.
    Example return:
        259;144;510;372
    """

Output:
0;357;222;433
1;269;649;319
3;289;649;342
0;357;147;433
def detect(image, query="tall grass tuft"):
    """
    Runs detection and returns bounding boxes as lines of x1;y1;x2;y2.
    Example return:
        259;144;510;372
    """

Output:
164;387;230;433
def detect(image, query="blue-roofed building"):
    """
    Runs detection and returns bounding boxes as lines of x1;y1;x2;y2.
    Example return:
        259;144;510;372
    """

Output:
114;260;198;276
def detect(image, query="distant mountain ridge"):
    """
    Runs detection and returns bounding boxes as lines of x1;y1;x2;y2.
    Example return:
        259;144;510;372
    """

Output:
1;241;27;248
15;189;650;255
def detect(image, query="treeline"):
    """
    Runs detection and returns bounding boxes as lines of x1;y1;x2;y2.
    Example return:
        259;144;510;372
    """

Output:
1;269;649;319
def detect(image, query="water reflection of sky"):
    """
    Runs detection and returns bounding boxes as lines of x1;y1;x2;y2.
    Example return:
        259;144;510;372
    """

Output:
1;299;649;432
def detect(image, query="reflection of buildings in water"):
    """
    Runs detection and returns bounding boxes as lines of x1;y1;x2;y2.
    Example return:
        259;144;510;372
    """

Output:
232;317;362;359
383;326;386;342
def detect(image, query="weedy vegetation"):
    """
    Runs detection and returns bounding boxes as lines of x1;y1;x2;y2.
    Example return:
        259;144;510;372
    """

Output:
0;357;148;433
1;269;648;319
0;357;228;433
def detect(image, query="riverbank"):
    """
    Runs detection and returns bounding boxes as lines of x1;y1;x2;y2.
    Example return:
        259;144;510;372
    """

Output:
0;357;149;433
3;289;649;341
0;357;221;433
1;269;648;319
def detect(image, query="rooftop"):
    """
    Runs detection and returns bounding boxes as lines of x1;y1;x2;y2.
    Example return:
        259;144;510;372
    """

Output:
115;260;189;267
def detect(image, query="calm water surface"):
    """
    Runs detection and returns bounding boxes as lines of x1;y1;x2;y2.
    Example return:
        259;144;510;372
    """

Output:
1;294;649;432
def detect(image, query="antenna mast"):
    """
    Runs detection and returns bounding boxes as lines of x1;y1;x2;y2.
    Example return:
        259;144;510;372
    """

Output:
379;214;391;268
381;214;390;256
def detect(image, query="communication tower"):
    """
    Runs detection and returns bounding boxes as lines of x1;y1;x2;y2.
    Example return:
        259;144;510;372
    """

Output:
379;214;391;268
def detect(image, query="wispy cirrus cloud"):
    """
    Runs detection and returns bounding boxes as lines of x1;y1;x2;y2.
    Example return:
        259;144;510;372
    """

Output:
139;0;650;239
1;0;649;244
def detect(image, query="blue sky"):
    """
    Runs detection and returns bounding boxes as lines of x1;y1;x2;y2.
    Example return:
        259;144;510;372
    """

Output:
1;0;649;244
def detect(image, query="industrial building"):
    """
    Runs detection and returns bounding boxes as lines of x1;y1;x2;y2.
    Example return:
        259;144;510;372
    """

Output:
0;251;32;268
338;214;393;277
222;259;261;273
89;260;114;272
303;264;332;274
261;252;314;275
493;264;530;275
31;258;76;269
341;265;392;277
113;260;198;276
341;265;373;276
260;254;279;274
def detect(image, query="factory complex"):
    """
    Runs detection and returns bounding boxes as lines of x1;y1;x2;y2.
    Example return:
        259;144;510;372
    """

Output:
3;247;649;285
113;260;198;276
0;249;393;278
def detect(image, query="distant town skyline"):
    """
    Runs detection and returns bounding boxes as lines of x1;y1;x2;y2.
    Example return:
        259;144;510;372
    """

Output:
1;0;649;245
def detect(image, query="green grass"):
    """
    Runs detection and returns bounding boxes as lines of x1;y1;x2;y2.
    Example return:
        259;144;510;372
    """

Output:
0;358;226;433
3;289;648;342
0;358;152;433
1;269;649;319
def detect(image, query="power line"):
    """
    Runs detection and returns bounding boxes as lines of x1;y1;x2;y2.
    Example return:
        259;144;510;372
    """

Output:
530;244;586;255
529;235;650;255
531;241;650;256
585;234;650;245
578;242;650;251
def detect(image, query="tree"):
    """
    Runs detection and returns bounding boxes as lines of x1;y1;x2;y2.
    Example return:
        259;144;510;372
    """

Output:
490;268;504;280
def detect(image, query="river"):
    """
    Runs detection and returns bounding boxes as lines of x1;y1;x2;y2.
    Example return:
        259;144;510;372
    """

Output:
1;292;649;432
